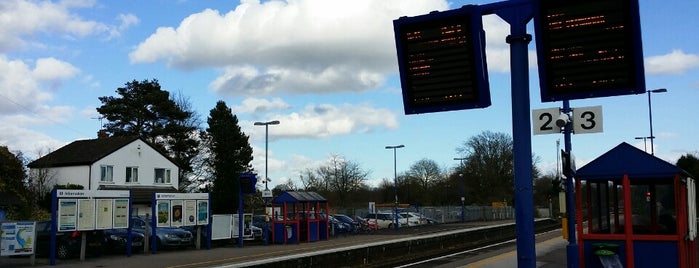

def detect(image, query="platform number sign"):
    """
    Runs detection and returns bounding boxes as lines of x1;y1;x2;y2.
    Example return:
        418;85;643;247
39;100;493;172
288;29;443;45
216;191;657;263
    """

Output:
572;106;603;134
532;108;560;135
533;106;603;135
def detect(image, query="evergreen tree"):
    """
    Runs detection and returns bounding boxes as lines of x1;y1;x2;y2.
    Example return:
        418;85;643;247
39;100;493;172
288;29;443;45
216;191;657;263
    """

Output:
0;146;31;219
97;79;200;190
204;101;254;214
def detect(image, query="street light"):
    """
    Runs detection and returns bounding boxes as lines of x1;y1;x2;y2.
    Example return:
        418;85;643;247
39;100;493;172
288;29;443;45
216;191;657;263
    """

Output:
634;136;650;152
646;88;667;155
386;144;405;231
454;157;467;223
254;120;280;193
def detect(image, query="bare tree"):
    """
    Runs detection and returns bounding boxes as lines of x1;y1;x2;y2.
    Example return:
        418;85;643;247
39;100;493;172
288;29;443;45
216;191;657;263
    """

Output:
405;158;443;189
316;154;369;207
298;168;323;191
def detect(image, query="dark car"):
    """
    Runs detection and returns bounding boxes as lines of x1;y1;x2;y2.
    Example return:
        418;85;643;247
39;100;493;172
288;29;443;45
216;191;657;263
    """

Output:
327;215;350;236
102;228;145;254
130;216;193;249
34;221;104;259
333;214;358;233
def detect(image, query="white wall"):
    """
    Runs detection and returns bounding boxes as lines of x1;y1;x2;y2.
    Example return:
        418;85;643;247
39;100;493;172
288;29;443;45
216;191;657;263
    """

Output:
92;139;179;189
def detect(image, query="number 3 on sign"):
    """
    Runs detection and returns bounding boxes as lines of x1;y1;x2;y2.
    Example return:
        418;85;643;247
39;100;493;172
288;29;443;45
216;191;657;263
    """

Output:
572;106;603;134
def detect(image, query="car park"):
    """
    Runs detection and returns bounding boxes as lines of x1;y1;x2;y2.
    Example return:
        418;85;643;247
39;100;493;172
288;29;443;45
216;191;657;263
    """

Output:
130;216;193;249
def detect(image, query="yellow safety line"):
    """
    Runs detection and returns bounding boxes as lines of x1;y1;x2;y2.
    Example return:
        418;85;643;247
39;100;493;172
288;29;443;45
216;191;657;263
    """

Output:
462;237;561;268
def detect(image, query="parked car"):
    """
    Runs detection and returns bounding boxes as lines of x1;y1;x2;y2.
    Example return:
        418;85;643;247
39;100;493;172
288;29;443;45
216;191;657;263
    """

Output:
364;212;403;229
252;214;272;236
398;212;426;226
34;221;104;259
333;214;359;233
130;216;193;249
353;216;378;232
328;215;351;235
102;228;145;254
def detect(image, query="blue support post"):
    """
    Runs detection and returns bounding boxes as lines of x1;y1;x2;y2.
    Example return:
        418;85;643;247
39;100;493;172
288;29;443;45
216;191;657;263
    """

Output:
562;100;579;268
492;2;536;267
238;183;244;248
50;189;57;265
126;191;133;257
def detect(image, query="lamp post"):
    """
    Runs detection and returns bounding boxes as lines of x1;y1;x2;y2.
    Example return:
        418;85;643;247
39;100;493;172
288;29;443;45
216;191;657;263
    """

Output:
646;88;667;155
634;136;650;153
386;144;404;231
454;157;467;223
254;120;280;194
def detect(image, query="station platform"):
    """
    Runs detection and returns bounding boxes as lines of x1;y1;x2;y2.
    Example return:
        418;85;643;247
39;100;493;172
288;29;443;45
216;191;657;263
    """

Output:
1;220;571;268
458;235;569;268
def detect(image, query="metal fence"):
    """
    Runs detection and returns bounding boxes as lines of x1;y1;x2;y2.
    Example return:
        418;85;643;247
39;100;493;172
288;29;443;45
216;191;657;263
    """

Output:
335;205;515;224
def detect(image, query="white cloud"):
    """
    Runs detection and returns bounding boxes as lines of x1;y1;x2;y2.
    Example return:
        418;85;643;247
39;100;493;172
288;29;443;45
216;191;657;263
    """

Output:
645;50;699;75
0;56;53;113
244;102;398;140
231;97;290;114
0;0;125;52
0;120;67;158
107;13;140;39
33;57;80;81
131;0;450;95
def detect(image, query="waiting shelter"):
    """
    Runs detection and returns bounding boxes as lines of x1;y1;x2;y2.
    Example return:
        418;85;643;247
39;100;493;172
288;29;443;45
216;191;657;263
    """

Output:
575;142;696;268
271;191;328;244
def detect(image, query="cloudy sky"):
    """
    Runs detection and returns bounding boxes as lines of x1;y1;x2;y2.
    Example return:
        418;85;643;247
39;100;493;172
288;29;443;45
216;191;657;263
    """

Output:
1;0;698;189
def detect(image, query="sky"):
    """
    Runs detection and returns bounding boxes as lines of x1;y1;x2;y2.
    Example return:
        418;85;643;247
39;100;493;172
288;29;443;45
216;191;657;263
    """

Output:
1;0;698;190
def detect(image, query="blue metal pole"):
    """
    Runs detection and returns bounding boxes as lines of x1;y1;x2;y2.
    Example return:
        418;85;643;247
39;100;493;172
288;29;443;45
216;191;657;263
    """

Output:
495;3;535;267
562;100;579;268
393;148;399;231
238;181;244;248
50;189;57;265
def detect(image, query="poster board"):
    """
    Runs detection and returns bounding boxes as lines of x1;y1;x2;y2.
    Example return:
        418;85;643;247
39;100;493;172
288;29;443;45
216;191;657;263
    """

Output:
77;199;96;230
0;222;35;256
156;200;170;227
197;200;209;225
113;199;130;229
211;214;232;240
183;200;197;226
95;199;113;229
170;200;183;227
58;199;77;231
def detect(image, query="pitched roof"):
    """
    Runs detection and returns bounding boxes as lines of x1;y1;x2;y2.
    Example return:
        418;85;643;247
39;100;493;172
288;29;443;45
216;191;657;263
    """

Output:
273;191;327;203
576;142;689;180
28;136;141;168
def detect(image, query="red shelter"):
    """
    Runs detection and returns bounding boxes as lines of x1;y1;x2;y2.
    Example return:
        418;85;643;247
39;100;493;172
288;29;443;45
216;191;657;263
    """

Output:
575;142;696;268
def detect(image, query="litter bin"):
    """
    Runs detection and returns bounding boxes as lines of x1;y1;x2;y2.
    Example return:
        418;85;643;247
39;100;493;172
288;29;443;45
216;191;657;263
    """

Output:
592;243;623;268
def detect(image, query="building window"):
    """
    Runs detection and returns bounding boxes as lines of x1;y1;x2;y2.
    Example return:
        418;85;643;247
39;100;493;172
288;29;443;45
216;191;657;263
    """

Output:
155;168;171;184
126;167;139;183
100;165;113;182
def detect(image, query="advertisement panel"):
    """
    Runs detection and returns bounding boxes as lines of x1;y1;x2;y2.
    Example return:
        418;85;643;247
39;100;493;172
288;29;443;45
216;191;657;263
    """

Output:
0;222;36;256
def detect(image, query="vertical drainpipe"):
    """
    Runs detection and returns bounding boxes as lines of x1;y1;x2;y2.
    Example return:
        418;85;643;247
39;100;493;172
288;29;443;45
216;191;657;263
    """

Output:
88;165;92;190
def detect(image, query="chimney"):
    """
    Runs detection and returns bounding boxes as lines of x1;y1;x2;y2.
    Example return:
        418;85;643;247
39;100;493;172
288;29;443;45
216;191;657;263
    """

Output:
97;129;109;139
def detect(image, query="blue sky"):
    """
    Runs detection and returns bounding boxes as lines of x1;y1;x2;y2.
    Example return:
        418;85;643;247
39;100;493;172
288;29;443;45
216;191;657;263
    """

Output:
1;0;697;189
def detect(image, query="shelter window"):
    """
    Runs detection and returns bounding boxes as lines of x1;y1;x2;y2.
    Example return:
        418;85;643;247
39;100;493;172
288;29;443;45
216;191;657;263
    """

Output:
630;181;676;235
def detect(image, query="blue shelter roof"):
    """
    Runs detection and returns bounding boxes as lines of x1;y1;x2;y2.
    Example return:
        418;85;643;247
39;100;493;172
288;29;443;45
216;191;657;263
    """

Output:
273;191;327;203
576;142;688;180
